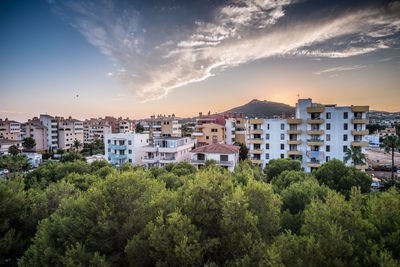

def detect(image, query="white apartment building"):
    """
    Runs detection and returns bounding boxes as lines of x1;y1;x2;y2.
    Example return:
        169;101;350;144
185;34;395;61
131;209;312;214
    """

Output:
40;114;58;151
249;99;369;172
104;132;149;166
225;116;249;146
190;143;240;172
141;136;195;168
83;120;111;144
57;118;84;151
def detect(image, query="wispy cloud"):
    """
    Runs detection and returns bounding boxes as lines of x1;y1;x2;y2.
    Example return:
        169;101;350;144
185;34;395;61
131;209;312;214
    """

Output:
51;0;400;101
314;65;367;75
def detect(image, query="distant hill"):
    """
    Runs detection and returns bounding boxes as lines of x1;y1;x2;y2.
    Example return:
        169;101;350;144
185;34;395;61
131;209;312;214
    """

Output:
222;99;295;118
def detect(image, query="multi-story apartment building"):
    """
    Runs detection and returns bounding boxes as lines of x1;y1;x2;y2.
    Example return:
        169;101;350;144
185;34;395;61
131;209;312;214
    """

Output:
0;139;23;155
192;112;226;146
56;117;84;151
141;136;195;168
83;119;111;144
104;116;120;133
248;99;369;172
0;118;21;140
225;113;248;146
190;143;240;172
40;114;58;151
142;114;181;139
20;118;48;152
118;118;135;133
104;133;149;166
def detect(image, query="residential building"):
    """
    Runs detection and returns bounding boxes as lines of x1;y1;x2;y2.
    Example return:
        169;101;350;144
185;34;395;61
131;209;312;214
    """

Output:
0;139;22;155
104;116;120;133
142;114;181;139
190;143;240;172
248;99;369;172
20;118;48;152
376;127;397;137
104;132;149;166
118;118;135;133
141;136;195;168
83;119;111;144
40;114;59;151
56;117;84;151
0;118;21;140
192;112;226;146
225;113;248;146
365;134;380;148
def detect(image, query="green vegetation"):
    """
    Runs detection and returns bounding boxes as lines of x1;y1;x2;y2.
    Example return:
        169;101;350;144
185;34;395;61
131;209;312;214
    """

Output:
8;145;20;156
22;137;36;152
344;145;366;166
0;157;398;266
382;135;400;182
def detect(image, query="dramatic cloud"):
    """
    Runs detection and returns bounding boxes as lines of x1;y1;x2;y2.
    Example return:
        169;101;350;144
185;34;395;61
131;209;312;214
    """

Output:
51;0;400;101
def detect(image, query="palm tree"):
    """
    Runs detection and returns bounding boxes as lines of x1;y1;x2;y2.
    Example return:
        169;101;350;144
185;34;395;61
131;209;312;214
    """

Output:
344;145;366;166
73;139;82;152
382;135;400;180
8;145;20;156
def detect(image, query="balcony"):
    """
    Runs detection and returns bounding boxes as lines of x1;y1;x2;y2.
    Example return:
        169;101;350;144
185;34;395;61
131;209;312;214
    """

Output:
351;130;369;136
351;141;368;147
287;140;302;145
351;106;369;113
142;156;159;163
307;139;324;146
110;154;127;160
160;157;176;163
307;162;321;168
287;150;302;155
355;164;368;170
287;129;302;134
249;138;263;144
235;123;247;128
192;132;204;136
307;119;324;124
109;144;127;150
235;130;246;134
306;106;325;113
307;130;324;135
249;118;264;124
250;158;263;164
287;118;302;124
250;129;263;134
351;118;369;124
249;149;263;154
142;146;158;152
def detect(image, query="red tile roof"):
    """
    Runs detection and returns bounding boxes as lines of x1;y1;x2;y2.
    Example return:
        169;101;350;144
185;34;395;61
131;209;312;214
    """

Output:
192;143;240;154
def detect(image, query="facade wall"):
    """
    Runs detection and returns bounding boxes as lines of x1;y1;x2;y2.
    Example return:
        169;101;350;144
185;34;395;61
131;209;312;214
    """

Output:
40;115;58;151
190;152;238;172
192;123;225;146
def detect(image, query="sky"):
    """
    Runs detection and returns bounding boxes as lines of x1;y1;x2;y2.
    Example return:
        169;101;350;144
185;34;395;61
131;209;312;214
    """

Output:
1;0;400;121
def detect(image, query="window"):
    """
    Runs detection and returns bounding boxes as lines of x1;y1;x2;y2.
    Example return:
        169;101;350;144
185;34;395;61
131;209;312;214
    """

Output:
344;112;348;119
206;136;209;140
220;155;228;161
265;133;270;140
326;156;330;162
280;154;284;158
108;148;111;152
265;153;269;159
326;123;331;130
326;112;331;119
128;140;132;145
265;143;270;149
343;134;348;141
344;123;348;130
280;133;285;140
343;145;348;152
326;134;331;141
211;128;218;132
129;159;132;163
128;149;132;154
280;123;285;130
326;145;330;152
280;144;284;150
267;124;270;130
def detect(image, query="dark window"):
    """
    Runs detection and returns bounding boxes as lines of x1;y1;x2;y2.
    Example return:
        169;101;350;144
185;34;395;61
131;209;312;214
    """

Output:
220;155;228;161
265;153;269;159
128;149;132;154
280;154;284;158
280;123;285;130
326;123;331;130
326;145;330;152
344;123;348;130
280;144;284;150
343;134;348;141
266;133;270;139
326;134;331;141
128;140;132;145
206;136;209;140
265;143;270;149
344;112;348;119
343;145;348;152
326;112;331;119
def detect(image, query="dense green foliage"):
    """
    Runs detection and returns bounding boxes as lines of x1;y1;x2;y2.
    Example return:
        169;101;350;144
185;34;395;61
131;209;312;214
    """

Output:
22;137;36;151
0;158;398;266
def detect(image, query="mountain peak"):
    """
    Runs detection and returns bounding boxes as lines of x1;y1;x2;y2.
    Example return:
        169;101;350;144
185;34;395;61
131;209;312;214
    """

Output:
223;99;295;118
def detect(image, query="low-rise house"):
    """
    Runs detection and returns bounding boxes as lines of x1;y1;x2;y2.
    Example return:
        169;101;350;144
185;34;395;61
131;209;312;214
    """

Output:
141;136;195;168
0;139;23;155
190;143;240;172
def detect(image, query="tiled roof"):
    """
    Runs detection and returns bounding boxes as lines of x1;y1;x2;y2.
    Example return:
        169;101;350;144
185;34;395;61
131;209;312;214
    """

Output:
191;143;240;154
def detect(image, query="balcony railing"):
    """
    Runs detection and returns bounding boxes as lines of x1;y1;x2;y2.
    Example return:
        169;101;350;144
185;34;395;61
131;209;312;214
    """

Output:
110;154;127;160
307;139;324;142
109;144;127;150
190;159;233;166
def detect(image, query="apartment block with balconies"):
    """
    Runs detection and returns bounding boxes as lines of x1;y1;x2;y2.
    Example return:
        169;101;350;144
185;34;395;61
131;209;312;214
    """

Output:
105;133;149;166
20;118;48;153
141;136;195;168
0;118;21;140
225;114;248;146
40;114;58;151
